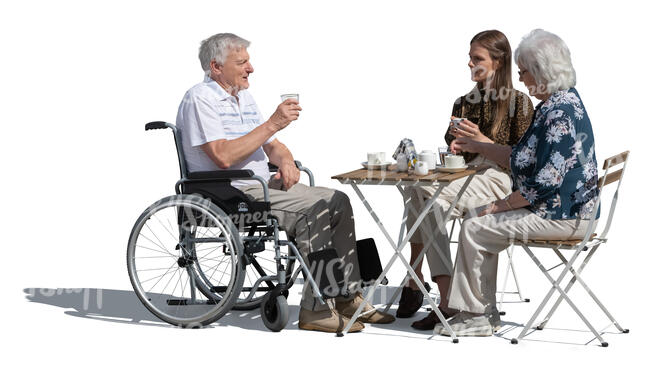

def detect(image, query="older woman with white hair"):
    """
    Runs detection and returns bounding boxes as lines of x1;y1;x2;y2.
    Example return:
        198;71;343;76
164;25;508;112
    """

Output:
436;29;600;336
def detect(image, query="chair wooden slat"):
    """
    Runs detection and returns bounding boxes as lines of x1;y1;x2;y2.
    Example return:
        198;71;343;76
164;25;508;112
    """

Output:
517;233;597;247
598;169;623;187
602;150;629;169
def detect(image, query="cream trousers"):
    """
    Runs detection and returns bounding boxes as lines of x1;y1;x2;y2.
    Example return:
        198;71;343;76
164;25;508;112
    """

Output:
403;156;512;277
447;208;593;314
241;182;360;311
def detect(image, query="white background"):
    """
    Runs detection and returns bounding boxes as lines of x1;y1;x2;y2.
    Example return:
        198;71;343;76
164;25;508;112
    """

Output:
1;0;648;372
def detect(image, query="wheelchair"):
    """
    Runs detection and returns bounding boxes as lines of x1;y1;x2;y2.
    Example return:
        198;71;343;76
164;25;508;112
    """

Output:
127;121;335;331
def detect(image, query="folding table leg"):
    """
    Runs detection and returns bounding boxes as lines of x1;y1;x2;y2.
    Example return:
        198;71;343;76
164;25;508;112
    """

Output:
381;202;412;313
381;235;435;313
381;175;474;316
340;182;430;335
381;188;446;312
414;186;454;274
341;182;460;342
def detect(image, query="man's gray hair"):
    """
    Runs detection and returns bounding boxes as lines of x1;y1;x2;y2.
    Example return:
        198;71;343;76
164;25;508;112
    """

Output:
514;29;576;94
198;33;250;73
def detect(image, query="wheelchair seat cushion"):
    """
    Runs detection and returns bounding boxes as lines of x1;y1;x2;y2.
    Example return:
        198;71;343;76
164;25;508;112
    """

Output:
181;179;270;224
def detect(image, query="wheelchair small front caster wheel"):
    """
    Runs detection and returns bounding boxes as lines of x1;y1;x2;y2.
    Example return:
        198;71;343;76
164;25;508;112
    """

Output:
601;342;609;347
452;338;459;344
261;294;289;332
510;338;518;344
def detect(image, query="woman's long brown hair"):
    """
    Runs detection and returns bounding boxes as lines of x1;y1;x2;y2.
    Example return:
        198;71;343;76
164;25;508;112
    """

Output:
470;30;513;138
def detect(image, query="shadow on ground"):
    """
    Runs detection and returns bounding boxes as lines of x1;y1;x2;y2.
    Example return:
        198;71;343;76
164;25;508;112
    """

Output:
22;285;432;334
23;287;295;331
26;286;611;346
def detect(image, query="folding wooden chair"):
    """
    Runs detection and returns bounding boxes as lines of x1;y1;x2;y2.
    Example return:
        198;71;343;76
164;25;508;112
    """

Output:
510;151;630;347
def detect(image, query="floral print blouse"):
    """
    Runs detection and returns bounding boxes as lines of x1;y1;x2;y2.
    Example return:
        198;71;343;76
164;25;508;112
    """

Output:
510;88;599;220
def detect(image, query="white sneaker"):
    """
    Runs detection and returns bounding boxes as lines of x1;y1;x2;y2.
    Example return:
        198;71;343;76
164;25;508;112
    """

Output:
436;311;493;337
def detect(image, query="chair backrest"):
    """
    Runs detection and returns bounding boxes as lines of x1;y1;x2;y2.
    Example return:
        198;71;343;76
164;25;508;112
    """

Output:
595;150;630;239
574;150;630;248
145;121;188;179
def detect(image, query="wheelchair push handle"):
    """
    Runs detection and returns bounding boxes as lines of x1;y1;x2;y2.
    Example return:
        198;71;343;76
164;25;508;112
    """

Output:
145;121;172;131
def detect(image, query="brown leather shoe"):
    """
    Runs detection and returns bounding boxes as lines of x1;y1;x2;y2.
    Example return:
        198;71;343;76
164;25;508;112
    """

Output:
336;293;396;324
396;282;431;318
411;308;452;330
298;308;364;333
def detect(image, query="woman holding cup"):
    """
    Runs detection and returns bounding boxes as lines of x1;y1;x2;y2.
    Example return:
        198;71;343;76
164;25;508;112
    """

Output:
397;30;535;330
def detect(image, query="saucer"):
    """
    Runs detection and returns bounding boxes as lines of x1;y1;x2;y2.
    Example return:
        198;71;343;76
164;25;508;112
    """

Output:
435;164;468;173
362;161;392;170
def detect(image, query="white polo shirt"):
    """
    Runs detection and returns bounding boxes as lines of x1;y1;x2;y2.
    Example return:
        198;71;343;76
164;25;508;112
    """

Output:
176;76;275;188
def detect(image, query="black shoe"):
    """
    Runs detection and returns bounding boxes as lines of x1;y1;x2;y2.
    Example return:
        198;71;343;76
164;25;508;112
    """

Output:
411;308;452;330
395;282;431;318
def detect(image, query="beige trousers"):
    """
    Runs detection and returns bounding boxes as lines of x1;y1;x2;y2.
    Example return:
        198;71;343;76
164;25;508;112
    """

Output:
403;156;512;277
447;208;593;314
240;182;360;311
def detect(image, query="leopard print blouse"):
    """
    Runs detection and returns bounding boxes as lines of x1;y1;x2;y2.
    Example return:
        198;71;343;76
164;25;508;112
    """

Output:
445;87;534;163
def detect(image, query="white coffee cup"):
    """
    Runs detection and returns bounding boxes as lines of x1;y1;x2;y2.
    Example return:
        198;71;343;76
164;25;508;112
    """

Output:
415;161;429;175
367;152;386;165
444;154;466;168
281;93;299;102
418;150;436;170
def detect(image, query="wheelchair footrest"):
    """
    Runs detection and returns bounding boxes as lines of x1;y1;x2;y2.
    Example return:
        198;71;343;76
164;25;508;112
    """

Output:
166;299;216;306
307;247;349;299
208;285;275;293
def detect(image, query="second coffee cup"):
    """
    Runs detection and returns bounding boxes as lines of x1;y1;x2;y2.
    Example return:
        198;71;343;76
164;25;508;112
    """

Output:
415;161;429;175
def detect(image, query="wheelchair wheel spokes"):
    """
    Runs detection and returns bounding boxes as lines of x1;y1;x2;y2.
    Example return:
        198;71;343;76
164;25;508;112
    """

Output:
127;195;245;327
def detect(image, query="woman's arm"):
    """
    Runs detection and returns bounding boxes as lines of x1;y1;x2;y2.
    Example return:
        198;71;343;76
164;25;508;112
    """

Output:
451;138;512;169
478;190;530;216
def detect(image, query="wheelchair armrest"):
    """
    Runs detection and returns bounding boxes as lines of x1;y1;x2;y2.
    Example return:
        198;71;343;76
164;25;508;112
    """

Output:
181;170;270;202
267;160;305;172
267;160;314;186
187;170;254;180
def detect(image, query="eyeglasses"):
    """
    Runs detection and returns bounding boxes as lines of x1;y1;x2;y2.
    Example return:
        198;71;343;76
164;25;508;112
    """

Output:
517;69;528;77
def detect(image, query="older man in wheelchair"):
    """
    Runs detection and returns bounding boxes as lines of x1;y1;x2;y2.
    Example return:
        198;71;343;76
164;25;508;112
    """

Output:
127;32;394;333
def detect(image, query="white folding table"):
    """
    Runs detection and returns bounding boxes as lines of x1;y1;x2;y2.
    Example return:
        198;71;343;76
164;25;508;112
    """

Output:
332;164;488;342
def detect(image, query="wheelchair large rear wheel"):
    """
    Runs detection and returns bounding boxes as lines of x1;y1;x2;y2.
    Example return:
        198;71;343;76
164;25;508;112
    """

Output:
127;194;245;327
